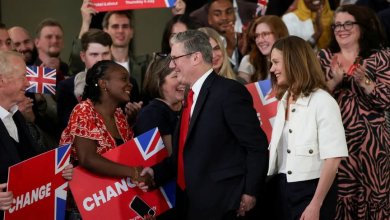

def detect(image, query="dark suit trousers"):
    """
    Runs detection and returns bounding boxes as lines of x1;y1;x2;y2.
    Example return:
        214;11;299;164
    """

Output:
272;174;338;220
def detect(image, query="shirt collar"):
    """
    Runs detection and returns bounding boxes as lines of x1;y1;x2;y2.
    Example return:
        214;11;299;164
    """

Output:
0;105;19;120
191;68;214;96
281;91;313;106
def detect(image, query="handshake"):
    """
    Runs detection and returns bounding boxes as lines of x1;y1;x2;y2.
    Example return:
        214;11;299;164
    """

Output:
134;166;156;192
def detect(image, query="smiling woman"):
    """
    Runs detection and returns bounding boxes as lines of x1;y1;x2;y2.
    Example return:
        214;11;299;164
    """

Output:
317;4;390;220
238;16;288;84
59;60;154;217
134;54;184;156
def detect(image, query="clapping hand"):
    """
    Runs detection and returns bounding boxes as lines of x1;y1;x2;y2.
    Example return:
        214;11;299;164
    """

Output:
125;101;143;127
330;55;344;85
134;167;156;192
353;60;368;87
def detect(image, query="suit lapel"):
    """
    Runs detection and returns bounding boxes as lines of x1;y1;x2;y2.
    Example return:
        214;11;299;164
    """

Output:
13;112;39;154
186;72;217;141
0;119;21;164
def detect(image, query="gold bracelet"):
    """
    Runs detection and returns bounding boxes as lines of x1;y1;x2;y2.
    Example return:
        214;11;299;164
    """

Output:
132;167;139;181
365;78;372;85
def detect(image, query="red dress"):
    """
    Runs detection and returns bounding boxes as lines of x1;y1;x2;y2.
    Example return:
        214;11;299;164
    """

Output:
59;99;134;210
318;49;390;219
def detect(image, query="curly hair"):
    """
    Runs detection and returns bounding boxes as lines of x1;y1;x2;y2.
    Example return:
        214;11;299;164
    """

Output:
82;60;120;103
328;5;387;58
247;16;289;83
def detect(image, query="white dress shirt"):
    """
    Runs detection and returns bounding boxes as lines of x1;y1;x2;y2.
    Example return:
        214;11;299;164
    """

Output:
220;35;239;69
190;68;213;117
0;105;19;142
268;89;349;182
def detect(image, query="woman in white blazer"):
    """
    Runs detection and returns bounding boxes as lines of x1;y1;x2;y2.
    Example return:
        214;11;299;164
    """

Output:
268;36;348;220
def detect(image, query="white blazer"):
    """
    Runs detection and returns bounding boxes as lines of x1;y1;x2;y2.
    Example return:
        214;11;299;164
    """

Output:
268;89;349;182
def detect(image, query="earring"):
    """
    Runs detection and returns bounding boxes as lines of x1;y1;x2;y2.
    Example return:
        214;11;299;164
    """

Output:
104;88;107;91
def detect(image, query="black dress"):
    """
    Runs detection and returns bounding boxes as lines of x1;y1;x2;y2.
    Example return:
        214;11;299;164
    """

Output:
134;99;181;220
134;99;180;137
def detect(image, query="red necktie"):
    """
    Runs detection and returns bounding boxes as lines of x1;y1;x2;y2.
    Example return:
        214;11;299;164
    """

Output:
177;89;194;190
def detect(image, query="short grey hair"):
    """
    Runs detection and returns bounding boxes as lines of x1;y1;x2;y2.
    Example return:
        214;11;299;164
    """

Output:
171;30;213;64
0;51;24;77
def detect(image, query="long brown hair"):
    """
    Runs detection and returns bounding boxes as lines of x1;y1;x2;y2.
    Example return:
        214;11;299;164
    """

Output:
270;36;328;100
248;16;289;83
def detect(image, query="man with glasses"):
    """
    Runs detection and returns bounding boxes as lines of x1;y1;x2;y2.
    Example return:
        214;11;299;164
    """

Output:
136;30;269;220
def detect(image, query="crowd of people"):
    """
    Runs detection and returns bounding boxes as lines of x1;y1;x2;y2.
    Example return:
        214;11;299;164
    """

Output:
0;0;389;219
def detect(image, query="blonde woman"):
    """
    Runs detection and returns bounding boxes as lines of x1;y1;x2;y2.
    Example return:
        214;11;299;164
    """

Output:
198;27;247;84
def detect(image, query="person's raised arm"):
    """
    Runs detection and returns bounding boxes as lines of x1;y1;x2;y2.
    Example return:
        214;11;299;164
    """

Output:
79;0;98;39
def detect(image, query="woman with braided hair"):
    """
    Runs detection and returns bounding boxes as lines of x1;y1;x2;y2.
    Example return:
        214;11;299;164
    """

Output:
59;60;154;219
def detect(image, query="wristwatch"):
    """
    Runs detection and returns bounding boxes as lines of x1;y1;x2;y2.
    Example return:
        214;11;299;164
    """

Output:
365;78;372;85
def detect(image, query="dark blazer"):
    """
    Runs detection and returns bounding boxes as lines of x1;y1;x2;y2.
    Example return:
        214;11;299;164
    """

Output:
152;72;269;220
57;75;79;133
0;111;39;219
190;0;256;28
0;111;39;184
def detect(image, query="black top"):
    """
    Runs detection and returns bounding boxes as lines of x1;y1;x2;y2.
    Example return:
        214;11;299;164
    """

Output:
114;137;124;146
134;99;181;137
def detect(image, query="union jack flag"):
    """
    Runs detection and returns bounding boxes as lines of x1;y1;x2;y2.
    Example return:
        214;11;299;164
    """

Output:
5;144;70;220
135;128;176;208
256;0;269;17
246;79;278;143
54;144;71;220
26;66;56;95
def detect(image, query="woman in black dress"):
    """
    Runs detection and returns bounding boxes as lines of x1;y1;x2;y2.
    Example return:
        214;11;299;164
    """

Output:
134;54;185;156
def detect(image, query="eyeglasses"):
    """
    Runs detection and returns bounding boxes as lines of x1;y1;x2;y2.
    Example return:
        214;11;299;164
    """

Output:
253;32;273;41
153;52;169;61
331;21;358;32
170;52;195;66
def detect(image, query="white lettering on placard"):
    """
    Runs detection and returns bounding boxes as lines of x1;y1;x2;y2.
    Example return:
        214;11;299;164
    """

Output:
9;183;52;213
82;177;136;211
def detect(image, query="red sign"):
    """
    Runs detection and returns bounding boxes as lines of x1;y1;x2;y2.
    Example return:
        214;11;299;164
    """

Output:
4;144;71;220
69;128;175;220
246;79;278;142
92;0;177;12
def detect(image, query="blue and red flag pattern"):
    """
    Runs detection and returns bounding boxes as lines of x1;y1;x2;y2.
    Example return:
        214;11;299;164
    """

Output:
69;128;175;220
26;66;56;95
256;0;269;17
4;144;71;220
245;79;278;143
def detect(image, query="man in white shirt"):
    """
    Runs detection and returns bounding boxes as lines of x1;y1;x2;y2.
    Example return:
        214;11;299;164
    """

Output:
0;51;73;220
136;30;269;220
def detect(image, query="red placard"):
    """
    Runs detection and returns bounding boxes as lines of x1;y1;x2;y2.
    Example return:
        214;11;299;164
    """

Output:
4;144;71;220
92;0;177;12
245;79;278;143
69;128;175;220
